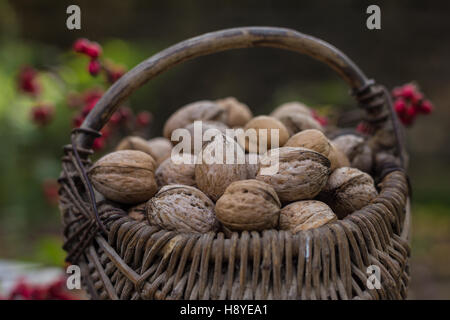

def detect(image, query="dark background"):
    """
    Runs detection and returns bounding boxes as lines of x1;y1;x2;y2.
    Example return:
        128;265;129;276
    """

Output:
1;0;449;299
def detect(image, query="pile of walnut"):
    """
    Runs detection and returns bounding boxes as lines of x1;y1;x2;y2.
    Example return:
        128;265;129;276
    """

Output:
88;98;379;234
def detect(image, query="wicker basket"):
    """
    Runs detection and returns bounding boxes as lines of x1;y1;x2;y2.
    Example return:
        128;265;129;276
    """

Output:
59;27;411;300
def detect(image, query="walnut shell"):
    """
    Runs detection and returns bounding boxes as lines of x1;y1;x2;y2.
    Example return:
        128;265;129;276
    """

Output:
128;202;147;222
216;97;253;127
155;154;197;187
147;137;172;166
195;134;247;201
147;184;218;233
88;150;157;204
285;129;347;170
284;129;331;156
256;147;331;202
332;134;373;173
318;167;378;219
183;121;230;154
215;179;281;231
163;101;226;139
279;200;337;233
238;116;290;153
116;136;171;167
277;113;323;136
245;153;260;179
270;101;313;118
116;136;154;155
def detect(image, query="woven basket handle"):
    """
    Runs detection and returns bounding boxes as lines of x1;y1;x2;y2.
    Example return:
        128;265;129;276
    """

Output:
77;26;401;162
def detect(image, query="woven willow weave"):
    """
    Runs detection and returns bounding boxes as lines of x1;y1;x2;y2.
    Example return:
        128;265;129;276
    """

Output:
59;27;411;300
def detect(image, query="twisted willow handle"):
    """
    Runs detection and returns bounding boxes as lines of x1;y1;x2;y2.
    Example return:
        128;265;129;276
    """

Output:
77;26;402;165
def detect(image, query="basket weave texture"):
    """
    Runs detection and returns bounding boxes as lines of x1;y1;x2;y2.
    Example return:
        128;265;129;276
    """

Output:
59;27;411;300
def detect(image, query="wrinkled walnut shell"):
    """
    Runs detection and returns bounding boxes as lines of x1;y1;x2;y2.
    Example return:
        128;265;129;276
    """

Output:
147;137;173;166
215;179;281;231
88;150;157;204
256;147;331;202
195;134;247;201
318;167;378;219
332;134;373;173
147;184;218;233
279;200;337;233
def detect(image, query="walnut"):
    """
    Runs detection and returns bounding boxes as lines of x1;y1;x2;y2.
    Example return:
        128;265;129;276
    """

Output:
285;129;348;171
163;101;226;139
270;101;313;119
216;97;253;127
147;184;218;233
332;134;373;173
318;167;378;219
147;137;172;166
277;113;323;136
116;136;172;166
215;179;281;231
183;121;229;153
155;154;197;187
237;116;289;153
195;134;247;201
245;153;260;179
279;200;337;233
88;150;157;204
256;147;331;202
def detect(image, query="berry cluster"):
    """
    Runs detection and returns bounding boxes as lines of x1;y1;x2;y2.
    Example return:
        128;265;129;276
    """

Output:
1;276;76;300
70;89;153;151
392;83;433;126
73;38;125;83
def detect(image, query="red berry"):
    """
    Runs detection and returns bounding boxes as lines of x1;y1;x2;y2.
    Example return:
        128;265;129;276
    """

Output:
88;60;101;76
42;179;59;205
411;92;423;105
394;99;407;114
401;84;416;100
119;107;132;121
93;137;106;150
81;100;97;117
84;42;102;59
392;87;403;98
406;106;417;117
419;100;433;114
72;115;84;128
30;104;54;126
356;122;371;134
107;67;125;83
73;38;89;53
109;111;123;125
136;111;152;127
83;89;103;104
18;66;41;96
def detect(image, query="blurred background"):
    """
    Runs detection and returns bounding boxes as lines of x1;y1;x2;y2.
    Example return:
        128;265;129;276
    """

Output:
0;0;448;299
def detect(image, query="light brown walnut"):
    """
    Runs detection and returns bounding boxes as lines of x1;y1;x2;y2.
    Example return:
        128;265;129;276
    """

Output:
215;179;281;231
332;134;373;173
88;150;157;204
155;154;197;187
163;100;226;139
270;101;313;119
216;97;253;128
